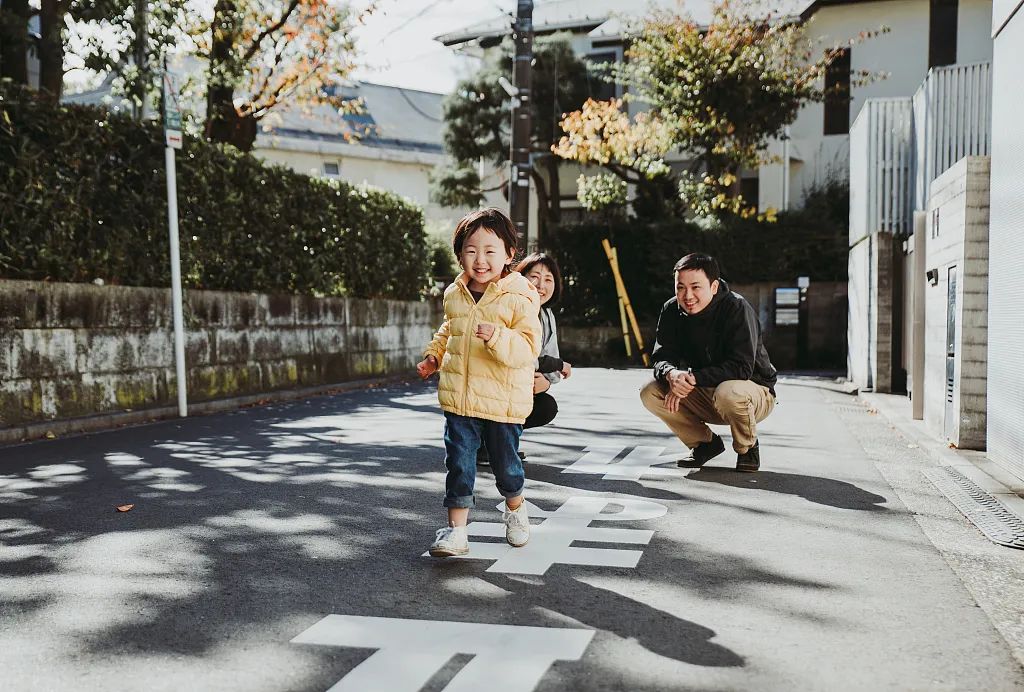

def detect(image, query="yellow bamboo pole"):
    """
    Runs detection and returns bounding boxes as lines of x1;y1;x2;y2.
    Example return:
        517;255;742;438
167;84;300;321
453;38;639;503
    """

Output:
602;239;650;366
617;296;633;358
610;248;633;357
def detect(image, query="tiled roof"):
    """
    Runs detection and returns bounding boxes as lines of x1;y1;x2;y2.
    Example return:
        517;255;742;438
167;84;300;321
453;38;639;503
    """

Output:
436;0;818;46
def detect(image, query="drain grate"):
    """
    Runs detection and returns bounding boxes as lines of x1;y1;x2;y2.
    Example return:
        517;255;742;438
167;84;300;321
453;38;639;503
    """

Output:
833;403;871;415
923;467;1024;549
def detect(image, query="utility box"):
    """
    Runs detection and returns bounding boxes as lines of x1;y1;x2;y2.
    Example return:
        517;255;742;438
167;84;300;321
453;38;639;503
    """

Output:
924;157;990;450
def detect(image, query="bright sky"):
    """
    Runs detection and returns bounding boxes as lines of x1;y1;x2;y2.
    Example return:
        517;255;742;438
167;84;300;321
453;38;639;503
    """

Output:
350;0;508;94
64;0;505;96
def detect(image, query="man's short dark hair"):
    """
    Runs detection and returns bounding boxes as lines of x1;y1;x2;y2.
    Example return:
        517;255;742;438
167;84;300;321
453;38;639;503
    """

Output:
673;253;720;283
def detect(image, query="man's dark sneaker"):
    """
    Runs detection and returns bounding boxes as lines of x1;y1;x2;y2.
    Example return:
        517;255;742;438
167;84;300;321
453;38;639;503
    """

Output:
518;450;527;462
736;440;760;473
678;433;726;468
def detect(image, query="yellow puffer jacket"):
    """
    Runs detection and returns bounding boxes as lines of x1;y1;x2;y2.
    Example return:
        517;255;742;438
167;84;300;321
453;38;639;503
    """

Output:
424;271;542;424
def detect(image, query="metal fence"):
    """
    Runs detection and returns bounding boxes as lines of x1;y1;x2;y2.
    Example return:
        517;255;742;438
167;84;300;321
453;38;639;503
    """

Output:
850;61;992;240
912;61;993;212
850;98;914;239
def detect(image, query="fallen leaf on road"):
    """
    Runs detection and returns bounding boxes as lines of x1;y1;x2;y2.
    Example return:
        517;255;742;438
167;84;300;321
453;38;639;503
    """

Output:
948;442;958;449
908;444;919;449
115;504;135;512
45;431;56;439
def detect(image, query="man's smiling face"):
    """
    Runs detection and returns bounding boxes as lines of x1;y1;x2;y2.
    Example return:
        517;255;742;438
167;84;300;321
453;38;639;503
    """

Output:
675;269;719;315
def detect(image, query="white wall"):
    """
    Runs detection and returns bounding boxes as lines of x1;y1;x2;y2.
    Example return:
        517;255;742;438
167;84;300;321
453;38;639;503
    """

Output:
923;156;989;449
253;137;504;230
848;238;872;387
959;0;997;63
986;2;1024;480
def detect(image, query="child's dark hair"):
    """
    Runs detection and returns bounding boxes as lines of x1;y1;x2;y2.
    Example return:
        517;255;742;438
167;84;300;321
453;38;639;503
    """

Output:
452;208;520;263
516;252;563;306
673;253;721;283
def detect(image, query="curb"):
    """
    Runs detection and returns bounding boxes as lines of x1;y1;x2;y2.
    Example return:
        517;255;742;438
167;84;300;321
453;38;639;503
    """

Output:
0;374;420;447
859;392;1024;518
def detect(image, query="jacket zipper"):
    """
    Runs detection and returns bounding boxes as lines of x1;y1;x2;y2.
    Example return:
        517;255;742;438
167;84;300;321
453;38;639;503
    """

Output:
462;281;480;413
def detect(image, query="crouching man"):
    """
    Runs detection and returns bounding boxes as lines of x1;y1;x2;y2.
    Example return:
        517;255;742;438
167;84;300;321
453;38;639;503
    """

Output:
640;253;777;472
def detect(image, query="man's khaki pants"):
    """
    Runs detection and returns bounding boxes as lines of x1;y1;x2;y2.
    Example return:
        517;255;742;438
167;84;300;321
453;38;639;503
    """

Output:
640;379;775;454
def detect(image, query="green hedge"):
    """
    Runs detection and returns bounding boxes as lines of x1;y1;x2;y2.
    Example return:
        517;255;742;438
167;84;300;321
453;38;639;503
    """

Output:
547;181;849;326
0;86;429;300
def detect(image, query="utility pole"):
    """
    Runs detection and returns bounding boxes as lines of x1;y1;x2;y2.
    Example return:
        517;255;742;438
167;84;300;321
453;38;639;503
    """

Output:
508;0;533;251
134;0;148;120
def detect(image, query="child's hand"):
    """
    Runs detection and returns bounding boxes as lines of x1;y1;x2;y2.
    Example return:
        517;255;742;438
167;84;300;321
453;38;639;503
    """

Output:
560;361;572;379
416;355;439;379
475;322;496;341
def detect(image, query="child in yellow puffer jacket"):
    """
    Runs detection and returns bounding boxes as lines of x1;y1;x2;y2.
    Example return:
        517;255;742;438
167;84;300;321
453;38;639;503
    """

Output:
416;208;542;558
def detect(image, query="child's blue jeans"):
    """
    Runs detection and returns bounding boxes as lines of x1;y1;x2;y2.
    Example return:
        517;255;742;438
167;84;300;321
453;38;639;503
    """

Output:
443;412;524;508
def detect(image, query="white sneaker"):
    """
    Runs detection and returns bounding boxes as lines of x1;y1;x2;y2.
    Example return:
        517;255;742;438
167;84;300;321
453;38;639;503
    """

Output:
503;502;530;547
429;526;469;557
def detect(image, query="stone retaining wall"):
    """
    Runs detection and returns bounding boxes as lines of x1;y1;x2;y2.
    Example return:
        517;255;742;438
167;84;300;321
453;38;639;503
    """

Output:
0;280;439;434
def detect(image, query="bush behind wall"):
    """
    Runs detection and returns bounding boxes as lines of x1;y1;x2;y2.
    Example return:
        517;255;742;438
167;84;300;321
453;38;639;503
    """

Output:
0;86;429;300
547;180;849;326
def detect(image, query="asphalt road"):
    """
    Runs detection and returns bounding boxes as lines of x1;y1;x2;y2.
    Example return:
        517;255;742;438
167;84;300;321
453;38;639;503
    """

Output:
2;369;1022;691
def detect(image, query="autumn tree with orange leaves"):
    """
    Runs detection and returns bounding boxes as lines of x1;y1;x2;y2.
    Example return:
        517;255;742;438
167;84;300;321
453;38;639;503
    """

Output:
197;0;372;151
554;1;886;219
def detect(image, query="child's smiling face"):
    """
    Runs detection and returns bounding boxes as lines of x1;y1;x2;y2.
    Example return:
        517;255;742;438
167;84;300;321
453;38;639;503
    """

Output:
460;227;514;290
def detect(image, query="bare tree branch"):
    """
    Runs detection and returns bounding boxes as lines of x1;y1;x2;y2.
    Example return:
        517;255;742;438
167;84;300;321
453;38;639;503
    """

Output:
242;0;301;64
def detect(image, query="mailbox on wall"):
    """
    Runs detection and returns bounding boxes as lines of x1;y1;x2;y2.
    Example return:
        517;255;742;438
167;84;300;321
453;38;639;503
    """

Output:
774;287;801;326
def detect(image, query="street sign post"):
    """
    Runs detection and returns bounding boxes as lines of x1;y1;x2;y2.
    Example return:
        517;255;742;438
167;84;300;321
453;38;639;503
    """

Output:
163;65;187;417
508;0;533;251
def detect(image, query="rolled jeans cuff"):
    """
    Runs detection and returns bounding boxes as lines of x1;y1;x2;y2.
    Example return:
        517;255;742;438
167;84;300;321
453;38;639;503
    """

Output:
443;493;475;509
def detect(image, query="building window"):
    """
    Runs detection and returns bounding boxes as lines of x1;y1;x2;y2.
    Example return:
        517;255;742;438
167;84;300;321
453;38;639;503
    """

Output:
323;161;340;178
823;48;851;135
586;51;618;101
740;176;760;210
929;0;958;68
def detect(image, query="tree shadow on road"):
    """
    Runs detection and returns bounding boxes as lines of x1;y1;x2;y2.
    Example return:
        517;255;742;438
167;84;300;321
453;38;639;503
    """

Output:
0;380;840;689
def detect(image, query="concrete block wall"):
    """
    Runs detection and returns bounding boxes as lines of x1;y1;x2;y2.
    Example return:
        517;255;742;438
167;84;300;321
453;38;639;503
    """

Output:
874;231;895;393
560;282;848;372
923;156;990;449
0;280;440;431
848;233;895;392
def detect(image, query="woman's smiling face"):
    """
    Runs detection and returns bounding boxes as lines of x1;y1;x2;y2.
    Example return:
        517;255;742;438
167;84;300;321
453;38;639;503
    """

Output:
526;264;556;305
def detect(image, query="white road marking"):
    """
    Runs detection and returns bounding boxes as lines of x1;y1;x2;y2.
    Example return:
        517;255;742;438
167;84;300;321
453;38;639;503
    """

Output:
562;445;679;481
292;615;594;692
424;496;667;575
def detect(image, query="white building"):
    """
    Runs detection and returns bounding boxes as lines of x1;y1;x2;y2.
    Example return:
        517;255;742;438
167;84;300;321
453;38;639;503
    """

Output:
844;1;994;397
986;1;1024;481
65;72;481;230
760;0;993;211
253;82;485;230
438;0;993;218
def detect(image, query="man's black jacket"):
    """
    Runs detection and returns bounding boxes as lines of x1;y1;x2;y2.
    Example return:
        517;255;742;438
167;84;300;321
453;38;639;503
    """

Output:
651;279;777;395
